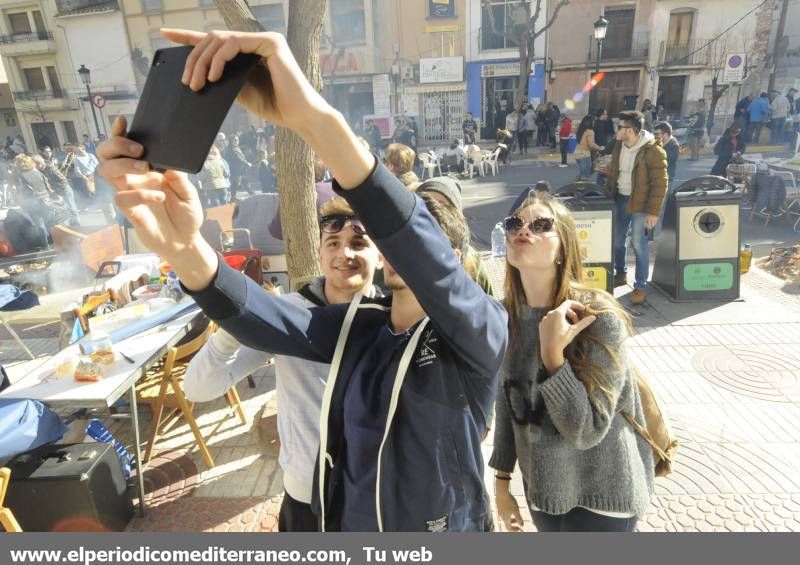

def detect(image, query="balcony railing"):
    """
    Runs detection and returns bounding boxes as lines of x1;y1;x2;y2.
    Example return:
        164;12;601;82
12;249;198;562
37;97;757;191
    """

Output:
13;89;66;101
588;31;650;62
660;39;711;66
0;30;54;44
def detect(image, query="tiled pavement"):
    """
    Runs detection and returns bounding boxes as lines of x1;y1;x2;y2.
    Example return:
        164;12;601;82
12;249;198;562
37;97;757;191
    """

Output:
3;262;800;532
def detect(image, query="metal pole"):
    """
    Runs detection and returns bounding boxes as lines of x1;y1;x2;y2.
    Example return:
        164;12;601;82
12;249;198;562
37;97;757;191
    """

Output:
768;0;790;93
596;40;602;73
86;83;101;139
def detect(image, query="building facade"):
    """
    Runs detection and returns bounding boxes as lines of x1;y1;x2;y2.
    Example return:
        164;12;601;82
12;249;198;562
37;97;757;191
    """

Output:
466;0;547;139
546;0;763;133
55;0;138;141
0;0;84;150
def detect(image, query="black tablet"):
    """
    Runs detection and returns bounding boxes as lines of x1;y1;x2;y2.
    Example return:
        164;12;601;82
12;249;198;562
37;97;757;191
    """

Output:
127;45;260;174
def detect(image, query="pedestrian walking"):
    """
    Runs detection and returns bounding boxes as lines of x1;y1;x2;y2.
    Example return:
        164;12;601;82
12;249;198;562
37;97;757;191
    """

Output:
746;92;771;145
710;125;746;177
574;114;603;180
517;106;531;155
770;90;791;145
687;100;706;161
557;113;573;167
224;134;252;199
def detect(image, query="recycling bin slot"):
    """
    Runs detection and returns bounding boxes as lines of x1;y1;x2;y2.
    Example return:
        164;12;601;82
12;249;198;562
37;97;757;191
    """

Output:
555;182;615;293
651;176;742;302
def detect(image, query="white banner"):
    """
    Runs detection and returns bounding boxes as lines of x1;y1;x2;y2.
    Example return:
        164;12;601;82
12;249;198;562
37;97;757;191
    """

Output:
419;57;464;84
372;74;391;116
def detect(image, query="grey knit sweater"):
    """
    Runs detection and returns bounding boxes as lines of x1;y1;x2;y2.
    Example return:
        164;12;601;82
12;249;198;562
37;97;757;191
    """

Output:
489;306;654;518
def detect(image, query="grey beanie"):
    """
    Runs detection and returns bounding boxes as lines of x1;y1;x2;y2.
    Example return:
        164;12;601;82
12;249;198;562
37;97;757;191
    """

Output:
417;176;463;211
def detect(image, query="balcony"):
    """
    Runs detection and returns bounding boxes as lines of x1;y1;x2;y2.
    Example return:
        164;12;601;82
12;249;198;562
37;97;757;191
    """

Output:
12;89;78;112
56;0;119;17
588;31;649;64
659;39;711;67
0;30;56;56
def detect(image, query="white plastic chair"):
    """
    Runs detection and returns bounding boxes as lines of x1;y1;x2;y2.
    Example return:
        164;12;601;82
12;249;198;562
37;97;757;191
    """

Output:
483;148;501;176
466;148;485;178
419;153;442;179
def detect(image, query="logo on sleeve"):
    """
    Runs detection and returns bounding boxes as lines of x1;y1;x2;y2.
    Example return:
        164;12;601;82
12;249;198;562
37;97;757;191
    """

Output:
415;328;438;368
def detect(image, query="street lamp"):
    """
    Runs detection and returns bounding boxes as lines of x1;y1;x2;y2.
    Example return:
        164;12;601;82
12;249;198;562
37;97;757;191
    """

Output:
593;16;609;73
78;64;102;139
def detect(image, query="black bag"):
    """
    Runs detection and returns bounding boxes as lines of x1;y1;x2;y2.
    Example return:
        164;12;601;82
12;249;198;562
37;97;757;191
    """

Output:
3;208;48;253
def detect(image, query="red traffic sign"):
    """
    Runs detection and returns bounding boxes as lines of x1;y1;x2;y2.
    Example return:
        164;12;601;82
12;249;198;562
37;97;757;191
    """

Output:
91;94;106;109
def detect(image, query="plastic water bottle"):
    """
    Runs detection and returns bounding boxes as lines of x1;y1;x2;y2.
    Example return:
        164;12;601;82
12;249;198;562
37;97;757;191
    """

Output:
165;270;182;300
491;222;506;257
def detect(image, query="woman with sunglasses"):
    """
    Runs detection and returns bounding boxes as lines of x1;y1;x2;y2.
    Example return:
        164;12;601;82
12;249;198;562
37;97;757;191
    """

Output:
490;190;654;532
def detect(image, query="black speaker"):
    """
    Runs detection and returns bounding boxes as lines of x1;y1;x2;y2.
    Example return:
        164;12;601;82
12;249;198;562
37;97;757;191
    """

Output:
4;442;134;531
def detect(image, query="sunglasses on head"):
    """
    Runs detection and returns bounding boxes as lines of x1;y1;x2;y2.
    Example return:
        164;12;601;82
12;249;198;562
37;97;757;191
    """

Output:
319;214;366;235
503;215;555;234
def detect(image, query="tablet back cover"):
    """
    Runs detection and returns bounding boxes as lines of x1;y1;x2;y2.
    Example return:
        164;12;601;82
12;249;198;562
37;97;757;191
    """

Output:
128;45;259;174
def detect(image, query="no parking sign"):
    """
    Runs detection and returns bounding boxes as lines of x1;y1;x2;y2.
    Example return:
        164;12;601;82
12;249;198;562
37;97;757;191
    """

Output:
723;53;745;83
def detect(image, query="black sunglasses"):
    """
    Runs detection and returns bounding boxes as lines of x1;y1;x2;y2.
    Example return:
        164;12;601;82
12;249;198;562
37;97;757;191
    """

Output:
319;214;366;235
502;215;555;235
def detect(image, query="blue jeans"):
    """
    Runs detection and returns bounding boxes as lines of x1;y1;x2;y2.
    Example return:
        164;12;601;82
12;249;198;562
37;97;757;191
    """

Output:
614;194;649;290
533;508;637;532
577;156;592;178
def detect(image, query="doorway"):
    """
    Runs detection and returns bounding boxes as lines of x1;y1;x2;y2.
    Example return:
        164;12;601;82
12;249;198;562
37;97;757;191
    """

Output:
588;71;640;117
31;122;58;150
482;76;518;139
657;76;687;120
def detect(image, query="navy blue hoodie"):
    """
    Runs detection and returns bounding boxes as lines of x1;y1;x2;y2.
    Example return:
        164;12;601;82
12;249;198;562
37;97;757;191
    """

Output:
188;160;508;531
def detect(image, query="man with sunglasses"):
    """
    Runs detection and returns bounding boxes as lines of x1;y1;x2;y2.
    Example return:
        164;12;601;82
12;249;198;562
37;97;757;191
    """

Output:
97;28;508;532
604;111;668;305
183;197;383;532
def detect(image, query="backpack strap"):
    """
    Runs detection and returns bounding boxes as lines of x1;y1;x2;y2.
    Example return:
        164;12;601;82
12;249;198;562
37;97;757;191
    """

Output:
621;411;671;463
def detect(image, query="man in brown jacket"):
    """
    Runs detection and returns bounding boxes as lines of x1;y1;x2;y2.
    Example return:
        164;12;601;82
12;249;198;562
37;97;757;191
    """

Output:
605;111;668;304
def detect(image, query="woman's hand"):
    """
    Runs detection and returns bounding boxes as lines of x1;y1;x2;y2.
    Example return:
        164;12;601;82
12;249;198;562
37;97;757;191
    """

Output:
97;117;217;291
539;300;597;375
495;483;524;532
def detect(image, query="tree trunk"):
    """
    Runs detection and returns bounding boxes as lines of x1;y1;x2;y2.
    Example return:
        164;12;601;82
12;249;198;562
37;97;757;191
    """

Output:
707;77;729;136
516;39;530;108
276;0;327;288
216;0;326;288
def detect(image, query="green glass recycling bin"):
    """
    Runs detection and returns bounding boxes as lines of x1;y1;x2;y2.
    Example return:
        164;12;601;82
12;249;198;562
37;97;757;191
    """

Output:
651;176;742;302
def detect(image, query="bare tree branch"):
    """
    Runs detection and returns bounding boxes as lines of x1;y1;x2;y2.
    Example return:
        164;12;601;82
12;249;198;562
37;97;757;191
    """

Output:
531;0;569;41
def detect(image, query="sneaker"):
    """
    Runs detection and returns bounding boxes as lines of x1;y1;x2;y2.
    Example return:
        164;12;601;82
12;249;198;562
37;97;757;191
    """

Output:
559;164;568;168
630;289;647;305
614;273;628;287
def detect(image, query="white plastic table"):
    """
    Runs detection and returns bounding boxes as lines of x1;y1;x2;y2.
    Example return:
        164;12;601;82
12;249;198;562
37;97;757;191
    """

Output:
0;306;202;516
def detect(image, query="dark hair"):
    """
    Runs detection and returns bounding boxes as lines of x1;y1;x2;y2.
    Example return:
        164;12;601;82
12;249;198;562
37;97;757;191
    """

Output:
450;139;459;150
726;125;742;137
618;111;644;133
760;92;768;98
595;108;607;117
534;180;552;192
654;121;672;136
576;115;595;142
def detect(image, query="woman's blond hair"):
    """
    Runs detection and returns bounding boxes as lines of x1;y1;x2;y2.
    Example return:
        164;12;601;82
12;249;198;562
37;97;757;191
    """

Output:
384;143;415;174
319;195;355;217
14;154;36;171
504;191;632;411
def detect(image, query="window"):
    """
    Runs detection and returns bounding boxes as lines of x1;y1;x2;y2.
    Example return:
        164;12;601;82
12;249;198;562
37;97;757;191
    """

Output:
62;121;78;144
480;1;519;50
429;0;455;18
46;67;61;95
251;3;285;35
32;10;45;33
141;0;162;13
603;7;635;59
4;111;16;128
330;0;366;45
23;67;46;91
668;12;693;45
8;12;31;35
199;0;215;7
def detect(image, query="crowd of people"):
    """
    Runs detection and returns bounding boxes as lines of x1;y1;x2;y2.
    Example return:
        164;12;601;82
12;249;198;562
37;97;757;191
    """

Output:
95;28;666;534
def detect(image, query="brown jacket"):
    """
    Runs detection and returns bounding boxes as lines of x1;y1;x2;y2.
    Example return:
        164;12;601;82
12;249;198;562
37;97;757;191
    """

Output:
604;137;669;216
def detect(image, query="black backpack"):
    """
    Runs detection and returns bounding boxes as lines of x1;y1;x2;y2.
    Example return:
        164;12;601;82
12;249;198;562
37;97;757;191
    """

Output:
3;208;48;253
